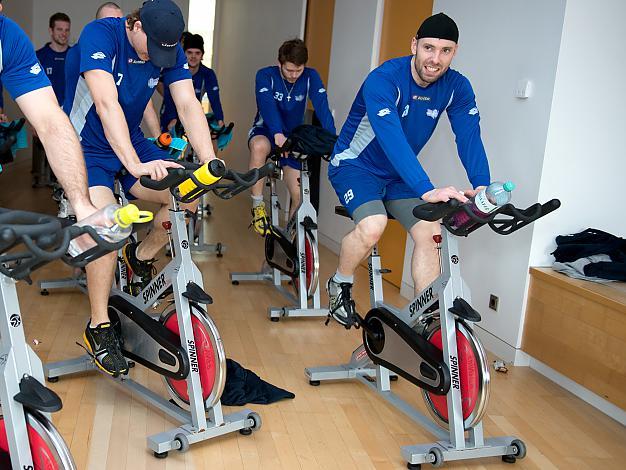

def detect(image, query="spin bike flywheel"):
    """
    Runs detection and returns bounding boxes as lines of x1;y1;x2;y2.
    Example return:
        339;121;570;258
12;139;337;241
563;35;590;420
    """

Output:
293;231;319;298
160;304;227;410
0;410;76;469
421;318;490;430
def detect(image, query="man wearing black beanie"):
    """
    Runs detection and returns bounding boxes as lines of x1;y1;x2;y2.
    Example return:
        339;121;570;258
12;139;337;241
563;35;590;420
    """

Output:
326;13;491;327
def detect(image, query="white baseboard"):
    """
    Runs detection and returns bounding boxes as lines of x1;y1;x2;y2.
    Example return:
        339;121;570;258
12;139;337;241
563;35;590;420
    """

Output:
472;324;518;363
524;354;626;426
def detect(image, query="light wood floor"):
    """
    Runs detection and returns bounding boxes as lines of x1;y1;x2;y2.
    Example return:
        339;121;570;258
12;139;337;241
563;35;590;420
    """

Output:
2;158;625;469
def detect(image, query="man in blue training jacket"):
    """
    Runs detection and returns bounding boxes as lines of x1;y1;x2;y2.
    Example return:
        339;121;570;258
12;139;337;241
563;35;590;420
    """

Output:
37;12;71;105
159;33;224;132
0;1;96;218
327;13;491;327
248;38;335;235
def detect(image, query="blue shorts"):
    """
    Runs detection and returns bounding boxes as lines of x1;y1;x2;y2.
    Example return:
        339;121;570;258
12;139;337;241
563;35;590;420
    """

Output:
328;163;424;230
84;137;171;200
247;125;302;170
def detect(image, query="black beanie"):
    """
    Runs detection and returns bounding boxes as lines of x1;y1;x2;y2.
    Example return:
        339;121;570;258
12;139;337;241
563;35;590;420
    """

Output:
416;13;459;43
184;33;204;53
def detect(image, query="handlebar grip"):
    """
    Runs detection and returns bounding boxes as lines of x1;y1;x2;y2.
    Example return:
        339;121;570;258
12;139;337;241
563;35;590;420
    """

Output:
413;199;460;221
140;168;187;191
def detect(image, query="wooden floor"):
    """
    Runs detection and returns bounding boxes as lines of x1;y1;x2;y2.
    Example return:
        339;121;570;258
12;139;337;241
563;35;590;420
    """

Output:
2;158;625;469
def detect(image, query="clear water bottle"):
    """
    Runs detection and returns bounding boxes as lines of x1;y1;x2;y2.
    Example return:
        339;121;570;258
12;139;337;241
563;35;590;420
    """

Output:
67;204;153;257
451;181;515;230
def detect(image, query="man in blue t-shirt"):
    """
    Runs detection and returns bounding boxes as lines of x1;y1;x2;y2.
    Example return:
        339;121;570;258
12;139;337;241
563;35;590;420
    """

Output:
0;2;96;219
159;33;224;132
327;13;491;327
66;0;219;376
248;38;335;235
36;12;71;105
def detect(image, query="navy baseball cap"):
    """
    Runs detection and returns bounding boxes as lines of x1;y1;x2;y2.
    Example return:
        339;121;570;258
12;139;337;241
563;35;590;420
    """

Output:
140;0;185;68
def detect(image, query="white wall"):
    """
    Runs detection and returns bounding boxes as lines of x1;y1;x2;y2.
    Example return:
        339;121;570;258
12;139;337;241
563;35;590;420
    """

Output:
212;0;307;170
399;0;566;357
317;0;384;252
529;0;626;268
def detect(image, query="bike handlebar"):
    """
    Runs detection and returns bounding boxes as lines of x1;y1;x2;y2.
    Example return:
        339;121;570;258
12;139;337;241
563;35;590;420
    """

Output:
413;198;561;237
0;209;125;282
139;159;275;202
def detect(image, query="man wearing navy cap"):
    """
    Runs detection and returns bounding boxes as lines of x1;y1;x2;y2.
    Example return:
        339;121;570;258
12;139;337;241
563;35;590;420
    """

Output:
65;0;218;376
326;13;492;327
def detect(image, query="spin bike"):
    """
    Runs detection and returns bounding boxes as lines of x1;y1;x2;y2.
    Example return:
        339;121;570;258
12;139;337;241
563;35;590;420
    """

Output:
0;207;126;470
230;134;329;321
45;159;275;458
306;197;560;468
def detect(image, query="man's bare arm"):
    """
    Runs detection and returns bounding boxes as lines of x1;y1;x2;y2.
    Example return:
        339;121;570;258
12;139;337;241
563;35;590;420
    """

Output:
142;98;161;138
169;79;216;163
16;86;95;218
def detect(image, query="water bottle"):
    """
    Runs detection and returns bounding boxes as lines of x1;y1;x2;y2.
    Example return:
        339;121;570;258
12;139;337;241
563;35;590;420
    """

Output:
450;181;515;230
67;204;153;257
177;159;225;198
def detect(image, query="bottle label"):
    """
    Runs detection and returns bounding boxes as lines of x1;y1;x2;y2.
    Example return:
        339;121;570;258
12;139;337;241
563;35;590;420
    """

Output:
474;190;497;214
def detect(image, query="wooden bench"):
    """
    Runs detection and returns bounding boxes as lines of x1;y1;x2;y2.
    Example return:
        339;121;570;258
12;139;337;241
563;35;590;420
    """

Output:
523;267;626;409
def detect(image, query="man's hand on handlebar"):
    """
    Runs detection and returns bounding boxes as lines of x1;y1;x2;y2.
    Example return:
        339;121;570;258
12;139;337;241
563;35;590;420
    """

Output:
462;186;486;199
274;133;289;156
421;186;469;204
128;160;183;181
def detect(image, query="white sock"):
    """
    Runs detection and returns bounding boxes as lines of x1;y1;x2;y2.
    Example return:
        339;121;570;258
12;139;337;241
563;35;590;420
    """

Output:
251;195;263;208
333;271;354;284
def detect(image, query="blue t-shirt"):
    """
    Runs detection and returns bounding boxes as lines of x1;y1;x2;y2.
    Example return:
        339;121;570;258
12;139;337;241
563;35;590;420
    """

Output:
36;43;69;105
329;56;490;197
0;16;51;101
64;17;190;155
252;65;335;137
160;63;223;130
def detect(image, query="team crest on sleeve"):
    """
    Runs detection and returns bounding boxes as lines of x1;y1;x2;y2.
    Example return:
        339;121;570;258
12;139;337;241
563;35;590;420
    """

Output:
295;95;305;102
183;63;189;69
318;87;326;93
377;108;391;117
29;63;42;75
468;107;479;115
148;77;159;88
213;86;219;91
426;109;439;119
401;104;409;117
91;52;106;60
258;87;269;93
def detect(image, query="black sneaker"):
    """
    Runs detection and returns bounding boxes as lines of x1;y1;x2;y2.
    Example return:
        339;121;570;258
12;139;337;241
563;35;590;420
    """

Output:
83;322;128;377
122;241;156;295
326;277;359;328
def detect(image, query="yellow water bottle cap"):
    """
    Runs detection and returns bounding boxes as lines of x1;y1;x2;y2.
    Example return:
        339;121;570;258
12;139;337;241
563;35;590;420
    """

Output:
114;204;154;228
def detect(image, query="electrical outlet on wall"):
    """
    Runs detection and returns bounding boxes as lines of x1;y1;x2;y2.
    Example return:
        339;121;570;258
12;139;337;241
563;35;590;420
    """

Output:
489;294;499;312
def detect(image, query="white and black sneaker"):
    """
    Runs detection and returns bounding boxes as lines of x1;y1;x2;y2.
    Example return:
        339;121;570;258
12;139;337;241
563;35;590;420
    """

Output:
326;277;358;328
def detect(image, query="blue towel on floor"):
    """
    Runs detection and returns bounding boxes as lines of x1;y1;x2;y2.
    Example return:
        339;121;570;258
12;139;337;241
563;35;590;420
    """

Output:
222;358;295;406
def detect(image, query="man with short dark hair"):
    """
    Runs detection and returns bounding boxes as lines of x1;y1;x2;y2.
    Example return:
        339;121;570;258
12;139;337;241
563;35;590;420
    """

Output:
159;33;224;132
37;12;71;105
248;38;335;234
65;0;218;376
326;13;491;327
